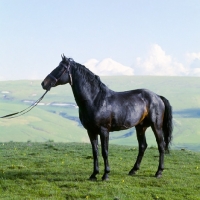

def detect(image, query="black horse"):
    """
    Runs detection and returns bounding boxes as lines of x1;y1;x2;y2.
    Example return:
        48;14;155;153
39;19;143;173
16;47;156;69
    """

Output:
41;55;173;181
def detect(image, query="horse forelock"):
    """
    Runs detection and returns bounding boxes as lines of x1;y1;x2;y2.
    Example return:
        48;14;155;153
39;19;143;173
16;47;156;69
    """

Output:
60;56;71;65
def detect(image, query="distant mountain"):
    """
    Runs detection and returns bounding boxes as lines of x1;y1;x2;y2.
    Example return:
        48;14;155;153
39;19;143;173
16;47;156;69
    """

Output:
83;58;134;76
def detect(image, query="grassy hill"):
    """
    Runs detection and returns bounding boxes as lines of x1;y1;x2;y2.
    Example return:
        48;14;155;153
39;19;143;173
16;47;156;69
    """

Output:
0;142;200;199
1;76;200;151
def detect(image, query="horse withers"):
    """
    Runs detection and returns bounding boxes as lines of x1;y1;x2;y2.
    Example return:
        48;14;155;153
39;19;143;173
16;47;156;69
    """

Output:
41;55;173;181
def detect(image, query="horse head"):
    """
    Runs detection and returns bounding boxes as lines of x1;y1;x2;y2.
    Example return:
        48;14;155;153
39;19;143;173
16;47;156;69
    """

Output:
41;55;73;91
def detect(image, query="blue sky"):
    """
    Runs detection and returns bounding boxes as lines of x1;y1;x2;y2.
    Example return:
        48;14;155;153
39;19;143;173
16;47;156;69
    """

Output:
1;0;200;79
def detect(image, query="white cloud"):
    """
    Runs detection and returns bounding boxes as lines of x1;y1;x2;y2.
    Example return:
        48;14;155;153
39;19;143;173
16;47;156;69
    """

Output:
133;44;187;76
84;58;134;76
185;52;200;76
83;48;200;77
186;52;200;63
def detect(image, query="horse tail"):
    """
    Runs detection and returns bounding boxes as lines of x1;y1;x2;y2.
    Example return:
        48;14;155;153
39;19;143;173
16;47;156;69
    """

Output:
160;96;173;153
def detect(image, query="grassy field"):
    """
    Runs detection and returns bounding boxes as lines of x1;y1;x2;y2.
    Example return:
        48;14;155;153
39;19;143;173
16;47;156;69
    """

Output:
0;142;200;200
1;76;200;151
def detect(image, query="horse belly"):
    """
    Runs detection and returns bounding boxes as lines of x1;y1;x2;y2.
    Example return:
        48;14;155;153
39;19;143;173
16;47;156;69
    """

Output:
110;106;145;131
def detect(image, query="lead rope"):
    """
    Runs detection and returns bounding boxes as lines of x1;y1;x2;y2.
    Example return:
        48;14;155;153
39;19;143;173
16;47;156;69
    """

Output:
0;90;48;119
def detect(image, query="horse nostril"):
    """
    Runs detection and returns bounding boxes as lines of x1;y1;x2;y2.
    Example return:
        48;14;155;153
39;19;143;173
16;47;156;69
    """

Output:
41;81;45;89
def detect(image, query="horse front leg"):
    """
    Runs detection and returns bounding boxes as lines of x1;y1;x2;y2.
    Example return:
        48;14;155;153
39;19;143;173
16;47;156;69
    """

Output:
88;131;99;181
100;127;110;181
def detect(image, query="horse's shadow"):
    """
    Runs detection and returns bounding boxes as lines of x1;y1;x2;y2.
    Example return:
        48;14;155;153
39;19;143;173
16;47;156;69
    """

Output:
2;170;154;183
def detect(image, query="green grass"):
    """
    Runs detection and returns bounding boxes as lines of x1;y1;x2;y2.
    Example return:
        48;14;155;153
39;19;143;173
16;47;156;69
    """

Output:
0;142;200;199
1;77;200;150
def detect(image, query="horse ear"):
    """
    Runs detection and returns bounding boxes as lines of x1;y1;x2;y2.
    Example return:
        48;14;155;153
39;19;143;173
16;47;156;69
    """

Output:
61;54;68;63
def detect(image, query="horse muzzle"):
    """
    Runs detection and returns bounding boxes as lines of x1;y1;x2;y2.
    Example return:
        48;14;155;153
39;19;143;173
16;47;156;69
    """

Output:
41;79;52;91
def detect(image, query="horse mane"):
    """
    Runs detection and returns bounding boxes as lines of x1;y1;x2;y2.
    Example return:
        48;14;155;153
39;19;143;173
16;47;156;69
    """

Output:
76;62;107;89
61;57;103;88
61;56;108;105
74;62;107;106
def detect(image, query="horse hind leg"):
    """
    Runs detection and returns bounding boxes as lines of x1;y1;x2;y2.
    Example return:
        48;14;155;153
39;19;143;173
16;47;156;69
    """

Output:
129;124;148;175
151;123;165;178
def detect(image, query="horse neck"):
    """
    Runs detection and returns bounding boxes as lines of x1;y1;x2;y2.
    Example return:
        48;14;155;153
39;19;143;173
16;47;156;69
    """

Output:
71;66;106;107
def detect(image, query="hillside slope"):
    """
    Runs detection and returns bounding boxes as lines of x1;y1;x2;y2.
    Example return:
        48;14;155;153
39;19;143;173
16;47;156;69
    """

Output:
1;76;200;151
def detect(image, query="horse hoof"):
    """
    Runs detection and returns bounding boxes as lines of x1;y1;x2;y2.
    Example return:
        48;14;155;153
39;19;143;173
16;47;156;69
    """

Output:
155;173;162;178
128;170;136;176
89;176;97;181
102;174;109;181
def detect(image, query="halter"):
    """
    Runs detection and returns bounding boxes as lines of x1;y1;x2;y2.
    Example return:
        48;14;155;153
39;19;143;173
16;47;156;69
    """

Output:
47;61;73;87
